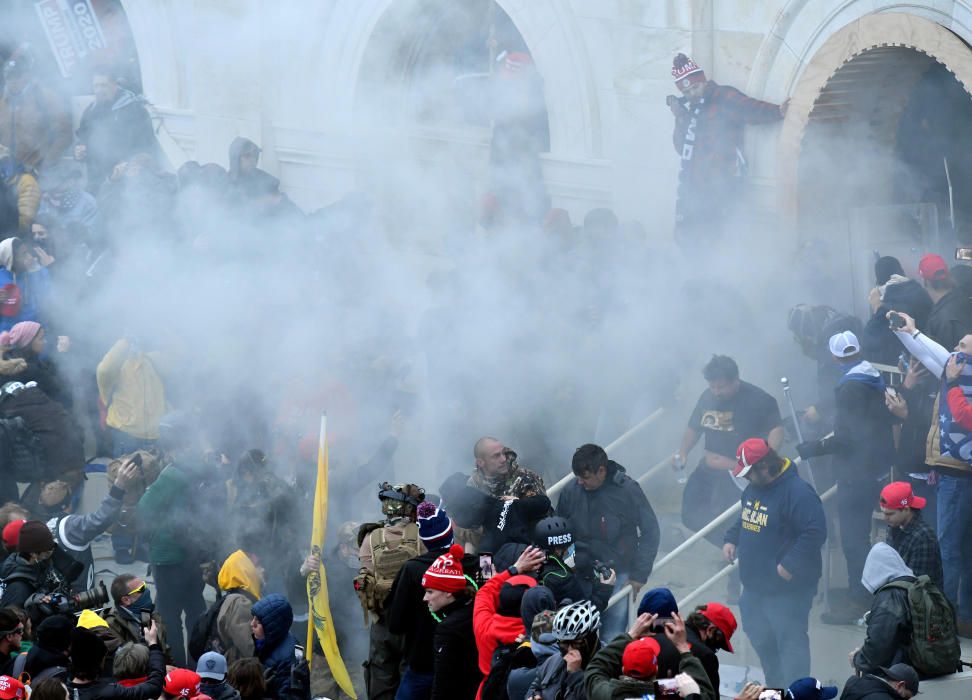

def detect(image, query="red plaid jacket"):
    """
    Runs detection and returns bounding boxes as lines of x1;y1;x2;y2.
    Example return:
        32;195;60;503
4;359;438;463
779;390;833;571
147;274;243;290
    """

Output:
673;81;782;188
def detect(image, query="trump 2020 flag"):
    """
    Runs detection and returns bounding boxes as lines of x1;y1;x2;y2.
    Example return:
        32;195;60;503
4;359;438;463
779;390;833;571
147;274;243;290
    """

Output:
306;414;356;698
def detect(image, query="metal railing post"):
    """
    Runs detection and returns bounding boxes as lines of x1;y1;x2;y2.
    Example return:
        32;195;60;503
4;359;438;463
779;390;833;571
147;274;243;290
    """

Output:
547;408;665;499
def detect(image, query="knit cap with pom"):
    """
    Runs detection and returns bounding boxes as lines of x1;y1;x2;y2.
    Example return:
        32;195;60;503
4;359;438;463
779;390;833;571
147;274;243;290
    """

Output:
417;501;454;550
422;543;467;593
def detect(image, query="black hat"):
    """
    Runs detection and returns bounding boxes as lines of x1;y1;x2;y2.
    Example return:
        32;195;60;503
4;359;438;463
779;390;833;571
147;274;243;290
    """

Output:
879;664;920;695
70;627;107;675
36;615;72;653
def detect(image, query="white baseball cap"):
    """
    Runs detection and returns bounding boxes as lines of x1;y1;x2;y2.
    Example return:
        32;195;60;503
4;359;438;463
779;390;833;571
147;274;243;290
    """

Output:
828;331;860;358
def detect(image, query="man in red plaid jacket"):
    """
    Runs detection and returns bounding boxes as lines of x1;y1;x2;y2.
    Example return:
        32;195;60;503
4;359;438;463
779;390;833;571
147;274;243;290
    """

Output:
668;53;787;246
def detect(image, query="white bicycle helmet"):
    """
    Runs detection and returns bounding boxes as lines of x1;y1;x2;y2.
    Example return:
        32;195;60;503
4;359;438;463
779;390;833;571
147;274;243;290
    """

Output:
553;600;601;641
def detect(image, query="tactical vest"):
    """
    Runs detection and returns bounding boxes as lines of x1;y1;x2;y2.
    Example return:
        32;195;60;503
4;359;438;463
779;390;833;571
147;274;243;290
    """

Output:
371;522;420;605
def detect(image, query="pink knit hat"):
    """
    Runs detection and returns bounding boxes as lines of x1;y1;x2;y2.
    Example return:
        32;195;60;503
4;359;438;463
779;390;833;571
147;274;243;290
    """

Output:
0;320;40;349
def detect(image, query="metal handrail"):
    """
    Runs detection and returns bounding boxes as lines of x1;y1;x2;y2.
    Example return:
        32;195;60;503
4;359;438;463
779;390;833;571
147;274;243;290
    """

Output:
547;407;665;498
677;482;838;608
605;438;835;612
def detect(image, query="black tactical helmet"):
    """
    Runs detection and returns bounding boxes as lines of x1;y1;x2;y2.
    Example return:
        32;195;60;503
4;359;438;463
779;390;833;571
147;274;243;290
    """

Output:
534;516;573;550
378;482;425;518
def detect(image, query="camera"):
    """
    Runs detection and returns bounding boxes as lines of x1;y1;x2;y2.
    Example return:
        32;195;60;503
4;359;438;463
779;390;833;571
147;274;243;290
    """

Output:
42;581;109;616
592;560;613;579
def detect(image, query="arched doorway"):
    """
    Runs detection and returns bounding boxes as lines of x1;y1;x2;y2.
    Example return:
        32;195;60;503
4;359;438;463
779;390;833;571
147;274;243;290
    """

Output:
352;0;551;242
779;13;972;312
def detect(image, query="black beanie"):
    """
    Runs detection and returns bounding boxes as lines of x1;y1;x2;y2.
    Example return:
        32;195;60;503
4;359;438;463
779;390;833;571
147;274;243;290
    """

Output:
36;615;73;652
17;520;54;554
875;256;905;286
70;627;107;677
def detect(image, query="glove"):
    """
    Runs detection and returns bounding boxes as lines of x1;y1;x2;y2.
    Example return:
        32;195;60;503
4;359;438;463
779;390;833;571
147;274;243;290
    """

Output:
796;440;825;460
675;672;701;698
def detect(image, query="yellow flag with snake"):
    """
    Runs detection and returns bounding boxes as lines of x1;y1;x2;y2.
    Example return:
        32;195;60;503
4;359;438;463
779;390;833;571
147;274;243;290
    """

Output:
306;414;356;698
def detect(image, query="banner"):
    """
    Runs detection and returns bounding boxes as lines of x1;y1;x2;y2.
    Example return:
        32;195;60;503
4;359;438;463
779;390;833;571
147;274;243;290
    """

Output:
306;415;356;698
35;0;107;78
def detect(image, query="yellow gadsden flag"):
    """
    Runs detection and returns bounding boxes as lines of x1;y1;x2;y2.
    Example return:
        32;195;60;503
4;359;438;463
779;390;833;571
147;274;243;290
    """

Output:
306;414;356;698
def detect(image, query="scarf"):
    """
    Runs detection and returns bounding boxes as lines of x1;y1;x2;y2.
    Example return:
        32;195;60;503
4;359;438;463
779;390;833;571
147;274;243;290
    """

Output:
938;353;972;464
674;97;704;229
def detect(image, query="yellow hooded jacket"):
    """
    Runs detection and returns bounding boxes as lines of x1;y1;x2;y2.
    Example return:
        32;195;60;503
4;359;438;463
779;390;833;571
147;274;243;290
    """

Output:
216;549;262;663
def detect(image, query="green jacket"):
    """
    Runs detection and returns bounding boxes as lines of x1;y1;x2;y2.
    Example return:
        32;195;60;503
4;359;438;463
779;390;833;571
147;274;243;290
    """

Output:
137;464;191;565
584;634;716;700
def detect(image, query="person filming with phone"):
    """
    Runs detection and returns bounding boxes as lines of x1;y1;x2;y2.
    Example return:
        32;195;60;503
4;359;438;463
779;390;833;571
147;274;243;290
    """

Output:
104;574;170;660
888;308;972;637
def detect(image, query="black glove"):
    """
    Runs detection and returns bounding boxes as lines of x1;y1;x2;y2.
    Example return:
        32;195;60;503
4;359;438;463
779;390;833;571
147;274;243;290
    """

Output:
796;440;825;460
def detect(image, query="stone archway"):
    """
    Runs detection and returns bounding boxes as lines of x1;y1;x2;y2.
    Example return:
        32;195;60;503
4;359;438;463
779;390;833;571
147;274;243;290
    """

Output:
775;11;972;228
314;0;603;161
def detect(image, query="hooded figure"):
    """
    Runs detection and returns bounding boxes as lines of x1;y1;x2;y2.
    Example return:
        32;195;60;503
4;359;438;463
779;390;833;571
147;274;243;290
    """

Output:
852;543;916;674
215;548;263;663
506;586;558;700
862;257;932;365
250;594;304;700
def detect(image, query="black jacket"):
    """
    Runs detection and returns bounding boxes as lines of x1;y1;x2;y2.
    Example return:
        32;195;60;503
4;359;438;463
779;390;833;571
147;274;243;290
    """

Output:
386;549;479;673
926;290;972;351
839;674;903;700
431;598;480;700
199;680;242;700
76;90;156;191
864;279;932;365
852;577;913;674
68;644;165;700
657;626;720;691
556;461;660;582
23;644;69;680
805;370;895;481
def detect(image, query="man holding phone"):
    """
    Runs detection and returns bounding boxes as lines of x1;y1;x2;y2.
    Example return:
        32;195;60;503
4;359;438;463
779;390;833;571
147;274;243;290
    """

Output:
104;573;169;659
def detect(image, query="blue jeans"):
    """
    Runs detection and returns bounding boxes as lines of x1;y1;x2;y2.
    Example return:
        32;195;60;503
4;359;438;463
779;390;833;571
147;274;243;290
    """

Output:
937;476;972;620
110;427;156;457
739;584;815;688
394;668;433;700
599;571;630;641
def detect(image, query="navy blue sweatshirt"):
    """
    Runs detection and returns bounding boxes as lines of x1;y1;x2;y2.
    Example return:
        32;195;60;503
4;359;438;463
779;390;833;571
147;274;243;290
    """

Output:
724;461;827;594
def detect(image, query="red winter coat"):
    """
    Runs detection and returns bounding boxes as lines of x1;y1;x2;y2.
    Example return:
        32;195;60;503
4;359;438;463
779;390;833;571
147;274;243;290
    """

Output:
472;569;536;699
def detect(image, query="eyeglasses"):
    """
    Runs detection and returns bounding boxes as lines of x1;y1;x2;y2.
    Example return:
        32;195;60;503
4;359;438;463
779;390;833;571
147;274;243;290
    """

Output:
127;582;146;596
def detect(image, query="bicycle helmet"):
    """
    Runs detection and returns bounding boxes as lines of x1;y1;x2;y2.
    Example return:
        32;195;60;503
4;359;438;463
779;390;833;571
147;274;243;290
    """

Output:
533;516;573;550
553;600;601;641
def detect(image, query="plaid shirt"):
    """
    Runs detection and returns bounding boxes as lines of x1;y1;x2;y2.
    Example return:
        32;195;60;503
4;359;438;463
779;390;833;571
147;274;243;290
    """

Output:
886;510;944;590
673;82;782;188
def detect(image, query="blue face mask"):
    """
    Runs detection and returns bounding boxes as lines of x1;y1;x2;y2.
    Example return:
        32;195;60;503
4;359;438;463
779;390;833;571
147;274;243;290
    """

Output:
126;588;154;615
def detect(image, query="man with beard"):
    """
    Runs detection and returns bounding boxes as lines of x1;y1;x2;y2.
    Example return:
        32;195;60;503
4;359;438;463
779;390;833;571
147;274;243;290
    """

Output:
674;355;783;598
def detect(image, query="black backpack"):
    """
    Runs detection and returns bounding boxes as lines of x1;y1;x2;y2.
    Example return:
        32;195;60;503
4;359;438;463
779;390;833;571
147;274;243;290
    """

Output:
480;642;519;700
187;593;228;661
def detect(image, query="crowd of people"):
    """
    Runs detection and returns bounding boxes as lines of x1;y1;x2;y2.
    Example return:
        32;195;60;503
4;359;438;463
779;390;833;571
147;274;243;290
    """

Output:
0;32;966;700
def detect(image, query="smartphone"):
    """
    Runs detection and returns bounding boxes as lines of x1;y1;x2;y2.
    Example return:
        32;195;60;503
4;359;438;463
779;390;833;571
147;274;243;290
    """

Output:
479;553;494;580
654;679;679;697
130;453;143;469
899;352;910;372
886;386;898;399
889;312;906;329
140;611;152;628
956;247;972;261
758;690;785;700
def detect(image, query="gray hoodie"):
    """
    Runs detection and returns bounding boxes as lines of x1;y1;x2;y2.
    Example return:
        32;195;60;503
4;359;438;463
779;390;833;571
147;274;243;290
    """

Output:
862;543;914;594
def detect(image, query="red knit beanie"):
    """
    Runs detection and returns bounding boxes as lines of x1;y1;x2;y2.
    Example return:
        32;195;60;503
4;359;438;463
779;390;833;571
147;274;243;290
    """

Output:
421;544;467;593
